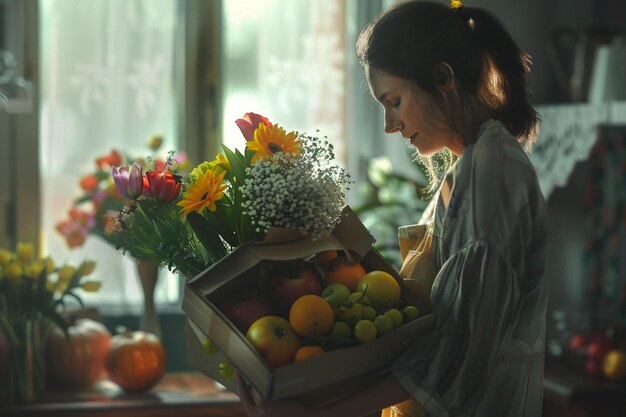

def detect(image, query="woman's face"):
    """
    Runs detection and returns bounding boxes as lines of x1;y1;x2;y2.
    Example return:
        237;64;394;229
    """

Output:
366;67;463;156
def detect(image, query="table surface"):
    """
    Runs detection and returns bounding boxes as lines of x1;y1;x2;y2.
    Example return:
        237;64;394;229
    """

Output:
0;372;247;417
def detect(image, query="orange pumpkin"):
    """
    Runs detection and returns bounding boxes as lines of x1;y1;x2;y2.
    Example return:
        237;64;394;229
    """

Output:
105;330;166;393
46;318;112;388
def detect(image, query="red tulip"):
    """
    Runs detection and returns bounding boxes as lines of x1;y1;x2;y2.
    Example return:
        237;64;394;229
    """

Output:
143;171;181;203
96;150;123;170
235;112;272;141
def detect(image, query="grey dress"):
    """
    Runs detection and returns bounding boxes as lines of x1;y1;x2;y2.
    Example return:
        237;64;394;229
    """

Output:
389;119;549;417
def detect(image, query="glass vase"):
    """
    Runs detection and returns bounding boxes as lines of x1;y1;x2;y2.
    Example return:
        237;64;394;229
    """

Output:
0;319;47;404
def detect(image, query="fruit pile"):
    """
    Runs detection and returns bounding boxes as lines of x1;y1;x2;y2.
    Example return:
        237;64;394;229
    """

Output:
567;326;626;382
212;250;421;372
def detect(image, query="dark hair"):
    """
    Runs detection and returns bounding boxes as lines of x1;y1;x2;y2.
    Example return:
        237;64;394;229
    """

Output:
356;1;540;149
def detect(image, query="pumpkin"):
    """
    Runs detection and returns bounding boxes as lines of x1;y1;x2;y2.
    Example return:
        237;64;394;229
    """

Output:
46;318;112;388
105;330;166;393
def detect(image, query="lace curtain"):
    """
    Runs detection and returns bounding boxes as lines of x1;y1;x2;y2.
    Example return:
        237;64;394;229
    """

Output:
40;0;180;310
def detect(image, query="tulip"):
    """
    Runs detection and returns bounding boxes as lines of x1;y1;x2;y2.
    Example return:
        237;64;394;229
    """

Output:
96;150;123;170
235;112;273;141
81;281;102;292
6;262;23;280
79;175;99;192
112;161;144;200
144;171;181;203
78;260;96;276
16;242;34;262
0;249;12;265
58;265;76;282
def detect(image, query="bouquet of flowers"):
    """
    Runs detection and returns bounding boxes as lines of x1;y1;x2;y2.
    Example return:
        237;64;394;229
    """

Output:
107;112;353;279
0;242;99;402
55;137;189;251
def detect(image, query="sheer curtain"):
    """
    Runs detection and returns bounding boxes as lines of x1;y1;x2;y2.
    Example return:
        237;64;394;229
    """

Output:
39;0;180;311
221;0;348;165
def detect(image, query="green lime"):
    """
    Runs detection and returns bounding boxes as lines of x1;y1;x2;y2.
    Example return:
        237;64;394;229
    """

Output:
354;319;377;343
218;360;235;379
374;314;394;336
202;337;219;354
403;305;420;322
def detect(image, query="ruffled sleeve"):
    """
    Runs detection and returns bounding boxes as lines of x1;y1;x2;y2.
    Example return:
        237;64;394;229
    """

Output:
389;238;522;417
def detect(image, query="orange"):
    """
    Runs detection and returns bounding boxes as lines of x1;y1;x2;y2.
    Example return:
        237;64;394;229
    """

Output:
294;345;326;362
323;256;367;292
315;250;338;267
289;295;334;338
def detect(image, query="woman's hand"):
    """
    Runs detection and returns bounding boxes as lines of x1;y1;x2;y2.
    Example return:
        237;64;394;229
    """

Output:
235;372;312;417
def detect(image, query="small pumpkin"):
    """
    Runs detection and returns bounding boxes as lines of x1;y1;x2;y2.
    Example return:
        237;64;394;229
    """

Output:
105;330;166;393
46;318;112;388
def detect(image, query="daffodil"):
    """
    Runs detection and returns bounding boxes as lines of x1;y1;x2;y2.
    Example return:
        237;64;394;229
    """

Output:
177;169;228;217
247;123;301;163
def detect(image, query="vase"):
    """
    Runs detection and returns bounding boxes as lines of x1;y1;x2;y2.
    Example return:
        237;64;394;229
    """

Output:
136;259;162;339
0;319;47;404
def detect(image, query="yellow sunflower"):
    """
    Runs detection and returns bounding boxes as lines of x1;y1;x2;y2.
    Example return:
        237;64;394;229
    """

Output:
247;123;300;163
177;169;228;217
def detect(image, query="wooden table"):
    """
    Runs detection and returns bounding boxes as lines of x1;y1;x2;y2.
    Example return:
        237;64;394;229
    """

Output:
0;372;247;417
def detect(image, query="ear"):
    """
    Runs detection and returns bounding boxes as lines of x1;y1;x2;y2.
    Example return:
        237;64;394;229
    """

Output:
433;62;455;93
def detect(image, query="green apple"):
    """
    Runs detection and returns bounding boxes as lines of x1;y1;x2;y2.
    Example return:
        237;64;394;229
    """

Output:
322;283;351;308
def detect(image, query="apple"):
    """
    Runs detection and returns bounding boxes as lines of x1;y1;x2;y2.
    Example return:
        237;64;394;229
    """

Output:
266;264;322;314
321;283;351;307
246;316;300;369
586;335;613;361
221;292;272;334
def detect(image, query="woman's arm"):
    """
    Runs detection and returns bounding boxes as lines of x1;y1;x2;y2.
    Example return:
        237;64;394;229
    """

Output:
236;373;411;417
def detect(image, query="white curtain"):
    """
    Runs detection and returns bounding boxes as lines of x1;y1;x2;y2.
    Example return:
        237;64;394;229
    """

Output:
40;0;180;310
221;0;348;165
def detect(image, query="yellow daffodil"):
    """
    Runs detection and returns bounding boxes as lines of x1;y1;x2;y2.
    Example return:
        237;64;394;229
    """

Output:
208;153;231;173
16;242;34;262
6;262;23;280
58;265;76;282
177;169;228;217
247;123;300;163
0;249;12;265
81;281;102;292
78;260;96;276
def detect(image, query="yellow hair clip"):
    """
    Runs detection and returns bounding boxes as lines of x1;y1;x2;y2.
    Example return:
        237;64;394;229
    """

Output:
450;0;463;9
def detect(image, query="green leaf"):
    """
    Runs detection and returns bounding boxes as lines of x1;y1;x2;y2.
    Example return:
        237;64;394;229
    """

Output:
187;211;228;262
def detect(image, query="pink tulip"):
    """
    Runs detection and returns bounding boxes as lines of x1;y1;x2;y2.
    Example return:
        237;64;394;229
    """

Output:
144;171;181;203
112;161;144;200
235;112;273;141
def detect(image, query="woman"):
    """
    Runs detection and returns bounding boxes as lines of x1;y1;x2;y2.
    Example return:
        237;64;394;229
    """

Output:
237;1;548;416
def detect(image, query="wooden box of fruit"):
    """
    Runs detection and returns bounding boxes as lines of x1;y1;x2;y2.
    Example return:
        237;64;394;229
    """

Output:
182;206;435;407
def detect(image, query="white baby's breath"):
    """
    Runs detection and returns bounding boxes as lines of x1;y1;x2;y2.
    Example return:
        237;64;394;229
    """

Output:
240;134;352;240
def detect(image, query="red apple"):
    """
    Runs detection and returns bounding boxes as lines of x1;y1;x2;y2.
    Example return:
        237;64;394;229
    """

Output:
221;293;272;334
266;264;322;314
246;316;300;369
569;333;592;351
585;358;603;378
586;335;612;361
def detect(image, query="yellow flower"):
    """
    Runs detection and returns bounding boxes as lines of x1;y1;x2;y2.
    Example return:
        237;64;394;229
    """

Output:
6;262;23;280
53;278;68;294
78;260;96;277
247;123;300;163
450;0;463;9
189;161;213;181
26;261;46;279
16;242;34;262
81;281;102;292
177;169;228;217
58;265;76;282
0;249;12;265
208;153;231;173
